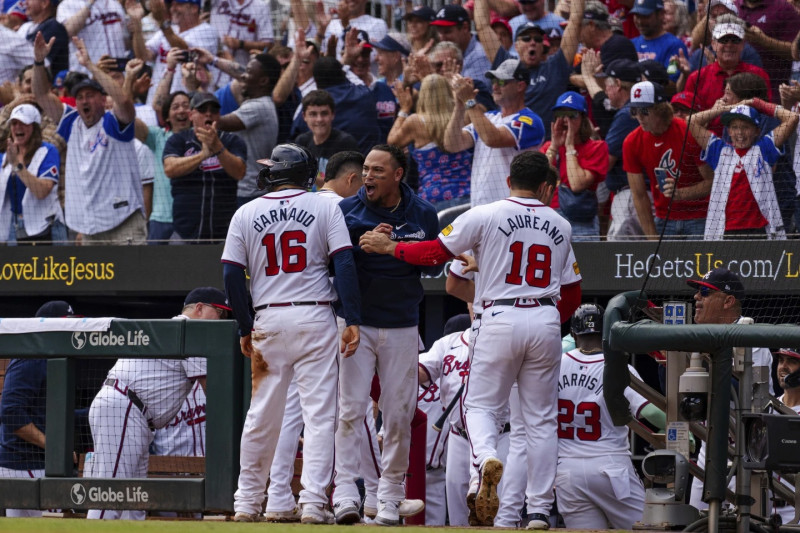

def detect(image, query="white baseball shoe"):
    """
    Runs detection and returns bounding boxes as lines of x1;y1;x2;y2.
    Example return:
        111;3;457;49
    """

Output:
397;499;425;517
300;503;334;524
333;499;361;524
526;512;550;530
264;506;301;522
375;500;400;526
363;504;378;519
233;511;265;522
475;457;503;525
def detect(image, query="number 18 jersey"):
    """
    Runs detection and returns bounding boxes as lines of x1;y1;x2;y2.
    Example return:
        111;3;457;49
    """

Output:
438;197;581;304
221;189;353;307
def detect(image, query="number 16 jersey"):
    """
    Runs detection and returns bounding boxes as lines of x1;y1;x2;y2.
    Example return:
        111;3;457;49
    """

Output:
438;197;581;304
221;189;353;307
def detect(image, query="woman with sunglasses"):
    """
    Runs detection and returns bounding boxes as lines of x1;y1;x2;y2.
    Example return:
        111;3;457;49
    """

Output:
388;74;472;211
542;91;608;241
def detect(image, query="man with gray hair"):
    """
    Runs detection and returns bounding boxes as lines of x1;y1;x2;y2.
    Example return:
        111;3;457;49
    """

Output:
430;5;492;83
425;41;496;111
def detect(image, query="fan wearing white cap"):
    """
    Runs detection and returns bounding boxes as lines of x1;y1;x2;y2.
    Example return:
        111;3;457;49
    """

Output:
683;14;771;123
685;95;798;239
686;0;763;73
0;103;66;244
623;80;713;239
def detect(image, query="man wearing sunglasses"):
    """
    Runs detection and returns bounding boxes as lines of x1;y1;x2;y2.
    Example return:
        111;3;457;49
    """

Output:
623;80;712;240
685;267;774;511
684;17;771;132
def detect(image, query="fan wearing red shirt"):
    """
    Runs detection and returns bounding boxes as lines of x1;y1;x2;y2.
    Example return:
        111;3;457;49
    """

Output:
542;91;608;241
683;18;771;134
623;81;712;240
686;98;798;239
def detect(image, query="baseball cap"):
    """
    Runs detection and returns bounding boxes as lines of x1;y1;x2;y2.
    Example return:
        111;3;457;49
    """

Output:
443;313;472;336
546;26;564;40
490;16;512;36
404;5;435;21
709;0;738;15
774;348;800;360
70;78;106;97
354;29;372;49
630;0;664;15
36;300;79;318
552;91;587;113
712;22;745;40
671;91;702;111
53;69;68;89
190;91;221;110
721;104;760;127
3;0;27;20
583;2;610;22
686;267;745;300
486;59;531;83
638;59;669;87
430;5;469;26
603;58;642;82
370;34;410;55
184;287;232;312
630;80;667;107
172;0;201;5
9;104;41;125
515;21;546;41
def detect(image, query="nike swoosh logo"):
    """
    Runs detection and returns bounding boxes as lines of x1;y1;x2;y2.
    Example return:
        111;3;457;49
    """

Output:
396;223;408;230
491;310;504;316
449;345;461;350
655;142;664;147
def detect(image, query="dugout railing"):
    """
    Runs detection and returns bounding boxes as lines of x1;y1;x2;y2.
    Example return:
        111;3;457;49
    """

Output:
0;319;242;514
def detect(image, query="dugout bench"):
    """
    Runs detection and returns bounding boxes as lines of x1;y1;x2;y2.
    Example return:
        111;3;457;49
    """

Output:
0;319;242;514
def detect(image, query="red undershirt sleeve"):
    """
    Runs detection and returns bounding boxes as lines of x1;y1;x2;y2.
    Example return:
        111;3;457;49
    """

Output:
393;239;454;266
558;281;582;324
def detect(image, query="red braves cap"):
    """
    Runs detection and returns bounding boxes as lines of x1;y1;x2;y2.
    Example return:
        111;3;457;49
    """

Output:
671;91;702;111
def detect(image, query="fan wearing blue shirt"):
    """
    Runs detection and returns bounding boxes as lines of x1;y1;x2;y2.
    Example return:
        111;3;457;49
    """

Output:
630;0;688;83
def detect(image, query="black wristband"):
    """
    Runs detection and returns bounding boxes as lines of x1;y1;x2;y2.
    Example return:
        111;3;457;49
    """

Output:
34;60;45;66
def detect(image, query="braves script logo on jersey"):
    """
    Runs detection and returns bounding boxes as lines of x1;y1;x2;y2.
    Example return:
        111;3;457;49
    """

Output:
419;382;440;403
442;354;470;378
657;148;679;178
87;11;123;26
165;402;206;428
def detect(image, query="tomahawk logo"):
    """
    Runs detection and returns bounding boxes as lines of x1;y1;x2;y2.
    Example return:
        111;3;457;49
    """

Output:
634;88;642;98
72;332;87;350
71;483;87;505
437;8;446;17
657;148;678;177
561;95;574;105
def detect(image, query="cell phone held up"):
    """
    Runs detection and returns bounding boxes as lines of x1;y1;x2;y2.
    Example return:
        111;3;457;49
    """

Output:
176;50;198;63
654;168;679;192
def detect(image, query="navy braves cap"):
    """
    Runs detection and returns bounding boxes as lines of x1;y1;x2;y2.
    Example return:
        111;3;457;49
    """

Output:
774;348;800;360
190;91;221;110
443;314;472;336
184;287;232;311
371;34;410;55
603;59;642;82
36;300;79;318
638;59;669;87
515;21;546;41
70;78;106;97
630;0;664;15
404;5;435;21
686;267;745;300
431;4;469;26
486;59;531;84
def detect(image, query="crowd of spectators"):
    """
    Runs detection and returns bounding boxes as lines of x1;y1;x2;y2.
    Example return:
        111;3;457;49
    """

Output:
2;0;800;243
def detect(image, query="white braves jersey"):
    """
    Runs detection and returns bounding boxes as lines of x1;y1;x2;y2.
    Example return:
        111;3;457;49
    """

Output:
417;380;448;470
152;381;206;456
107;316;206;429
317;188;343;202
145;23;220;103
439;197;581;303
419;330;470;431
557;351;649;458
211;0;273;65
323;14;387;57
221;189;352;306
56;107;143;235
57;0;128;74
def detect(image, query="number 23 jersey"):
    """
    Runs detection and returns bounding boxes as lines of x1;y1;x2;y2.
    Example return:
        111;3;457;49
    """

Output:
558;351;650;458
438;197;581;303
221;189;352;306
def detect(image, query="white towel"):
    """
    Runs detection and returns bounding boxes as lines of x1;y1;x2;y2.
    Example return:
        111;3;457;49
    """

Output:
0;317;114;334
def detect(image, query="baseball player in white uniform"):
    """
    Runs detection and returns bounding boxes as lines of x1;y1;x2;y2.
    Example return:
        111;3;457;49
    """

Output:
86;287;230;520
360;150;583;529
152;380;206;457
222;143;361;524
774;348;800;525
556;304;648;529
416;366;449;525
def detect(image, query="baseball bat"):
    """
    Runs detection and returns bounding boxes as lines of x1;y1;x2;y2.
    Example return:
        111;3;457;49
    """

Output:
433;383;464;433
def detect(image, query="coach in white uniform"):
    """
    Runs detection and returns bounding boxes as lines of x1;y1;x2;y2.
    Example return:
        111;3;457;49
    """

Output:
222;143;361;524
32;34;147;244
360;150;583;529
87;287;230;520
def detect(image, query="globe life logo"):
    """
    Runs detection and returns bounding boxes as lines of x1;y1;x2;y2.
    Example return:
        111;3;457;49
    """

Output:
71;330;150;350
70;482;150;504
